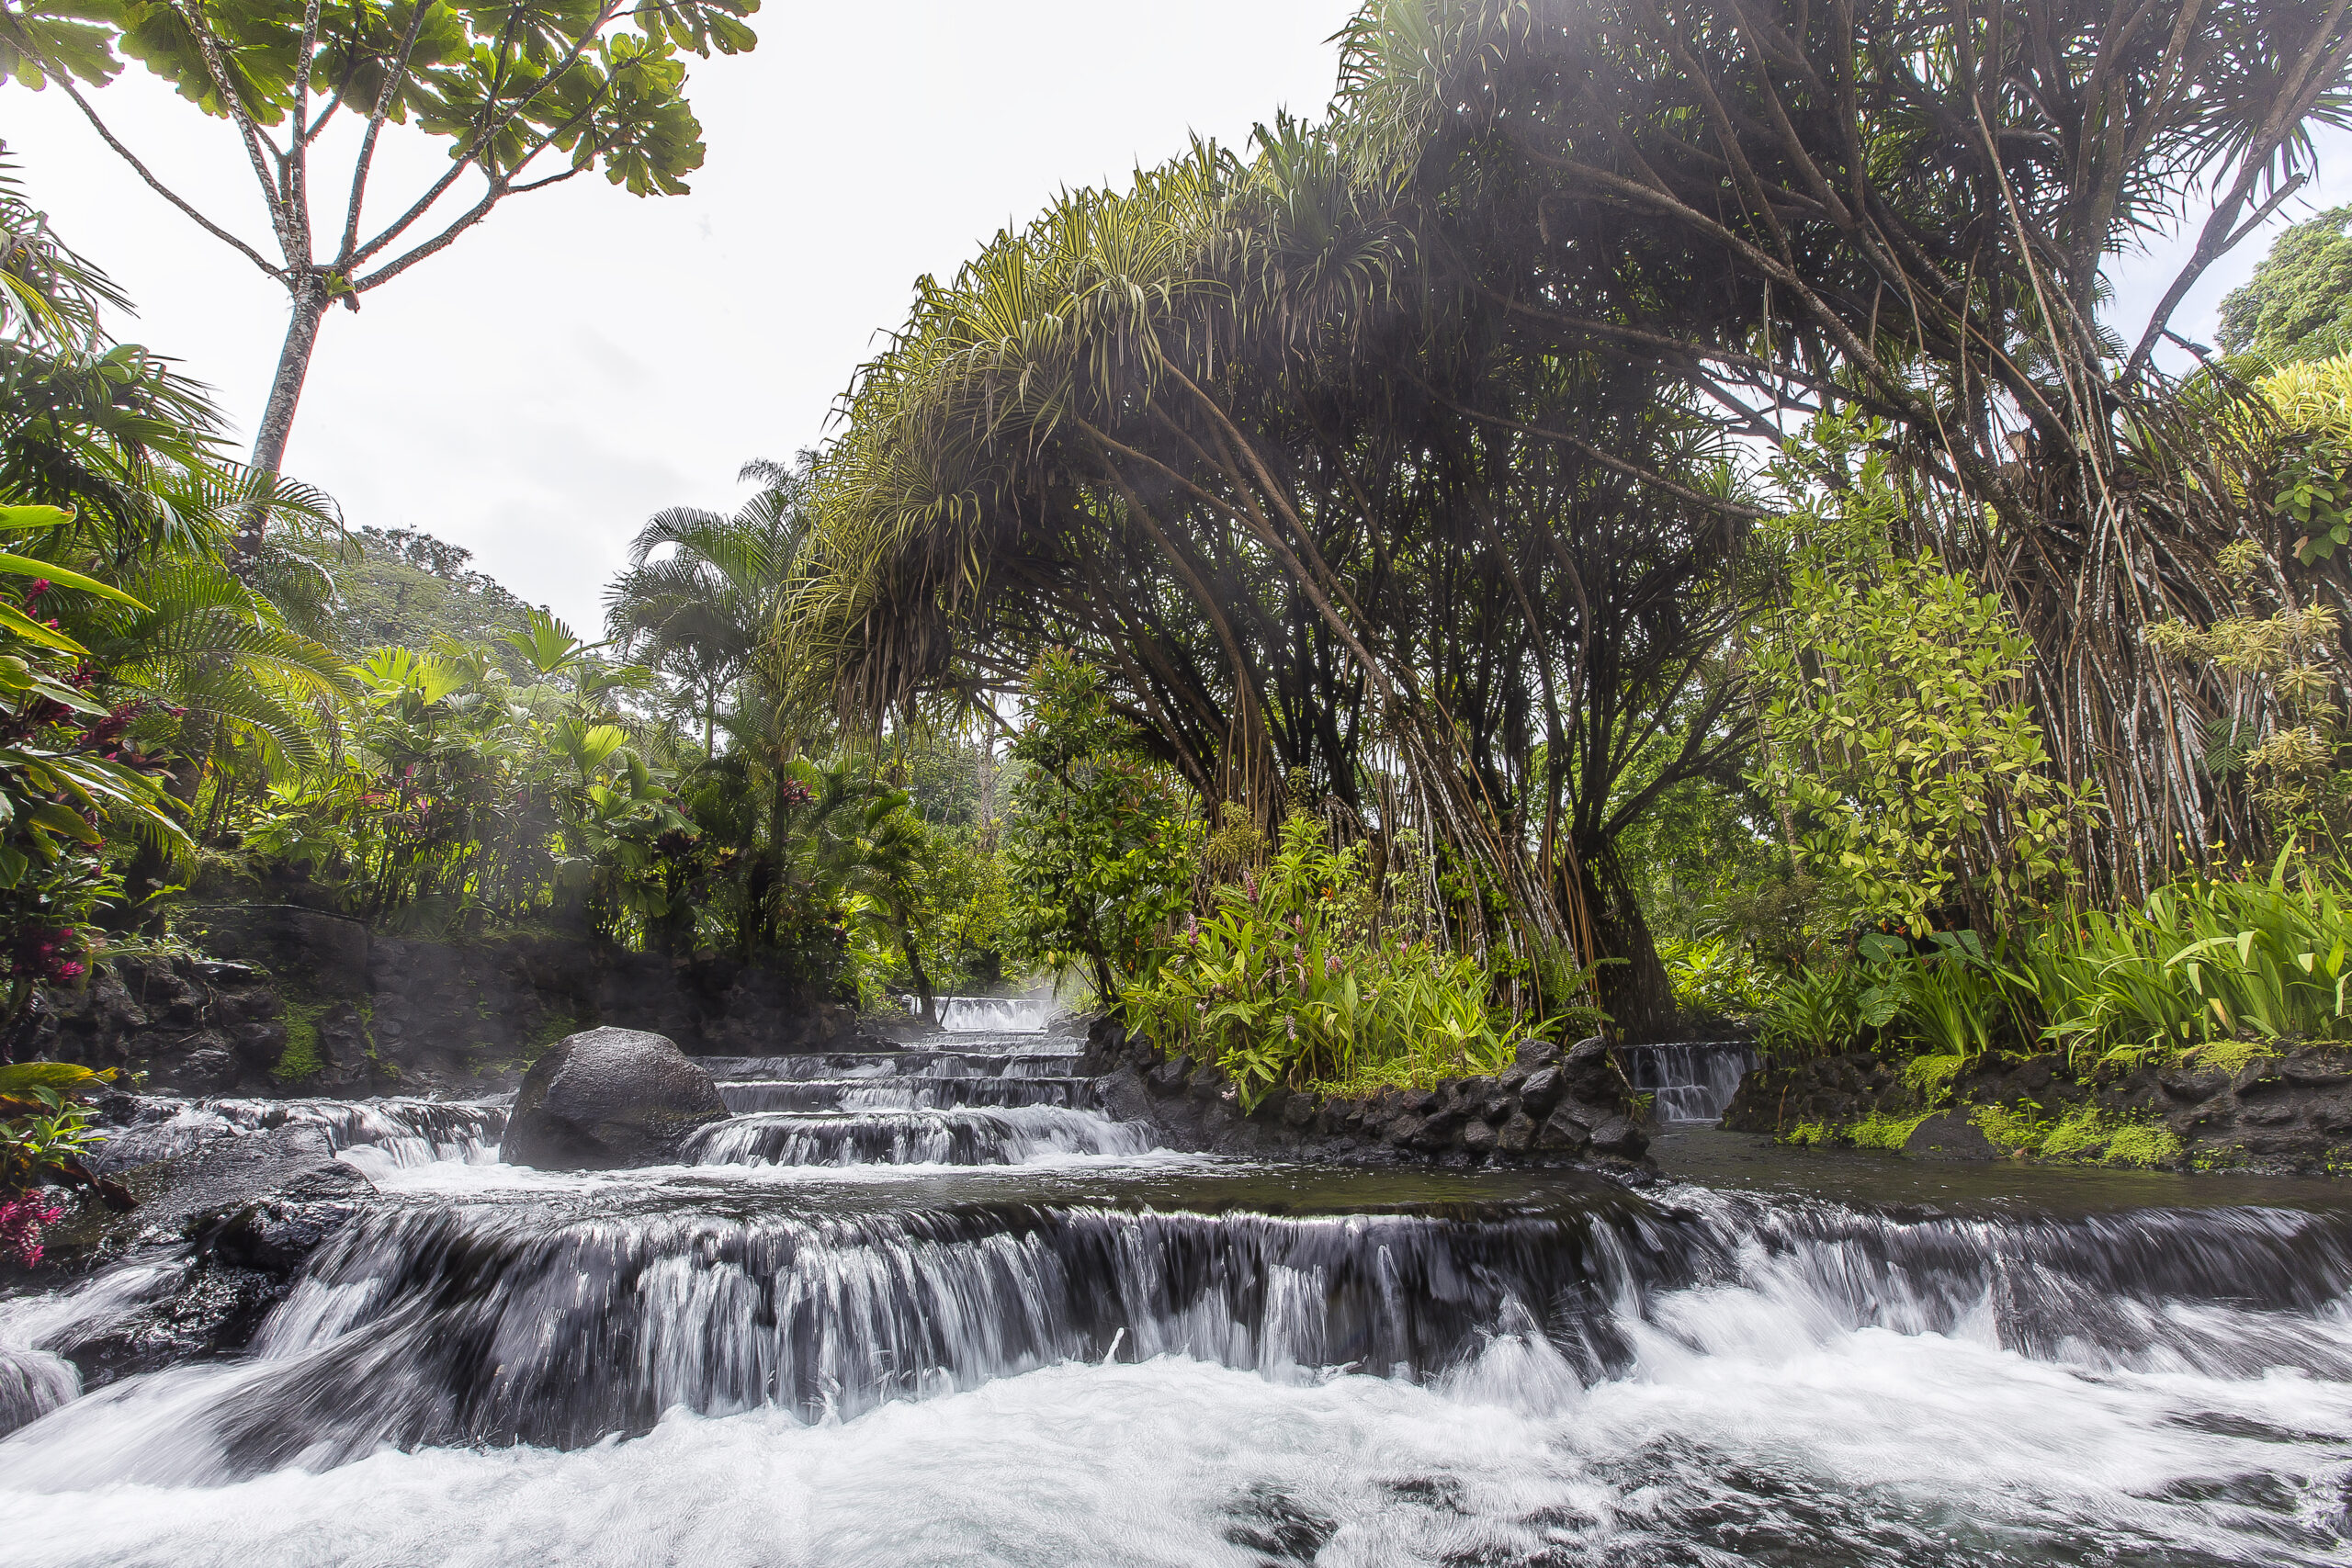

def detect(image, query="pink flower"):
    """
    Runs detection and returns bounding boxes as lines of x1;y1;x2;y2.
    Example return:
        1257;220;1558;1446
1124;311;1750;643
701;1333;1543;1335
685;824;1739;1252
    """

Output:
0;1197;63;1268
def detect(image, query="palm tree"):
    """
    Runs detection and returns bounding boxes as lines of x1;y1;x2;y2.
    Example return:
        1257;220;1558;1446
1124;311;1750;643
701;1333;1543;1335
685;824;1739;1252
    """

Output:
605;457;808;754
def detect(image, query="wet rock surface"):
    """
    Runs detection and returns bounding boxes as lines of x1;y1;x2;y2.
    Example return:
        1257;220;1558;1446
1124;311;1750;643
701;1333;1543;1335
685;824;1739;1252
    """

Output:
502;1028;729;1170
21;1123;377;1385
1082;1019;1652;1174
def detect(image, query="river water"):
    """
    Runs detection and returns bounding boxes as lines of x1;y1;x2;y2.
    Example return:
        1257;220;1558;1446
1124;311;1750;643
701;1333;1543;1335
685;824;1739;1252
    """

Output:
2;1030;2348;1567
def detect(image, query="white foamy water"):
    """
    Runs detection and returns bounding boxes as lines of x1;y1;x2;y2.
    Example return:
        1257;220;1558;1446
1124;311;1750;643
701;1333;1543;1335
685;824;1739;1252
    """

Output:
917;995;1049;1033
14;1037;2352;1566
683;1105;1156;1168
4;1301;2346;1568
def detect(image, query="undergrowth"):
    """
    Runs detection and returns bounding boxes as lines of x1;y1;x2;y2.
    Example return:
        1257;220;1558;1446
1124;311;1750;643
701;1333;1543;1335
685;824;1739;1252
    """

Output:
273;998;327;1083
1973;1104;2183;1168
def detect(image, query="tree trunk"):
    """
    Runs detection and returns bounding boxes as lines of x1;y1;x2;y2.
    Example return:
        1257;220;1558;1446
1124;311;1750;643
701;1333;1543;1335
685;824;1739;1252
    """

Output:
897;921;937;1025
238;278;330;556
1575;840;1676;1040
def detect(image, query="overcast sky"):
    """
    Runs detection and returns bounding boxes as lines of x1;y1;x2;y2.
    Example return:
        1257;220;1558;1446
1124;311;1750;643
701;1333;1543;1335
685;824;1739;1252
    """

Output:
7;6;2346;634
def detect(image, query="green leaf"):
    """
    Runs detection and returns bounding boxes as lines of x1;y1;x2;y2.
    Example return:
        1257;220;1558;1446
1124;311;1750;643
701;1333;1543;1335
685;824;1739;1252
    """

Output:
0;552;143;607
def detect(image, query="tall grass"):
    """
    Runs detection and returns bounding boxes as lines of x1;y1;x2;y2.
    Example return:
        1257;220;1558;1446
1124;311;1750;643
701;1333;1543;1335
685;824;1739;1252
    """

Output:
1757;850;2352;1075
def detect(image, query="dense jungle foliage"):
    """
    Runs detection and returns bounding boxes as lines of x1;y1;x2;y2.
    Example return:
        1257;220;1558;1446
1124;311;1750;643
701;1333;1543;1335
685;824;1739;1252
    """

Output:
5;0;2352;1191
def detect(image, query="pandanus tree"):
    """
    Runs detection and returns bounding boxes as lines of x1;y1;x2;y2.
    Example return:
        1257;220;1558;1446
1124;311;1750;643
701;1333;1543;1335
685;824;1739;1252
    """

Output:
1336;0;2352;902
793;130;1757;1030
0;0;758;527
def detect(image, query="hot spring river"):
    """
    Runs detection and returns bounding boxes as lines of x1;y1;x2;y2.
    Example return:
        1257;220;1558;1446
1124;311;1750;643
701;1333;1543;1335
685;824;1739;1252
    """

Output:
2;1026;2349;1566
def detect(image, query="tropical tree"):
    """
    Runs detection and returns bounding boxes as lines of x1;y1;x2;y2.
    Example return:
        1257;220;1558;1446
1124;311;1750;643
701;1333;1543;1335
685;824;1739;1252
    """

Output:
0;0;759;518
605;456;806;752
2220;206;2352;367
849;788;937;1021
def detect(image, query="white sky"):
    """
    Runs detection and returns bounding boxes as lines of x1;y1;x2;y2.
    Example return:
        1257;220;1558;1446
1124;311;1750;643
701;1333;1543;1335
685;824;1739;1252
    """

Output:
6;6;2346;634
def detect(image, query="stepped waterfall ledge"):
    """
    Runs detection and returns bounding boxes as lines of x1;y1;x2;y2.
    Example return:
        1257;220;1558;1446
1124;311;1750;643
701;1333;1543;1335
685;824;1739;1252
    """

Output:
6;1012;2352;1565
7;0;2352;1556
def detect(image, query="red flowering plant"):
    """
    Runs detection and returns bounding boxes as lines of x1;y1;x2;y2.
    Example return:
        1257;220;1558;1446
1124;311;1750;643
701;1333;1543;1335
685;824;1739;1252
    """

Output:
0;1061;128;1266
0;507;187;1039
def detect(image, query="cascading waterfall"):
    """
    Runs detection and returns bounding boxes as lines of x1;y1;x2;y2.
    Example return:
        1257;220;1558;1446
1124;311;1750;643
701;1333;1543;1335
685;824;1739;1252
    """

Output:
5;1021;2351;1567
87;1095;511;1176
1622;1040;1758;1122
912;995;1049;1033
684;1105;1153;1166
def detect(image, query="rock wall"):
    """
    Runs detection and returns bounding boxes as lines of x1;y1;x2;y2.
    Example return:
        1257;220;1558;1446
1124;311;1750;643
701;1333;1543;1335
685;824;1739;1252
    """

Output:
1724;1043;2352;1174
23;903;867;1097
1080;1018;1654;1171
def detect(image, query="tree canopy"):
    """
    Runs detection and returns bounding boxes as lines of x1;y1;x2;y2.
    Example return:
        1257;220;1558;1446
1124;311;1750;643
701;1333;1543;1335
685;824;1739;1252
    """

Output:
2220;205;2352;367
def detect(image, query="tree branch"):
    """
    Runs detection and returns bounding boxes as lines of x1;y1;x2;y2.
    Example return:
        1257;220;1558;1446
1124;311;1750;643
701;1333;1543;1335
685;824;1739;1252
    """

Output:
336;0;435;266
17;51;282;279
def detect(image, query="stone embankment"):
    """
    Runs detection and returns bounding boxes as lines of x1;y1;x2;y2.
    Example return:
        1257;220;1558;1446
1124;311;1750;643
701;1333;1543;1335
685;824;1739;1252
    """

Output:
1080;1018;1654;1171
1725;1043;2352;1174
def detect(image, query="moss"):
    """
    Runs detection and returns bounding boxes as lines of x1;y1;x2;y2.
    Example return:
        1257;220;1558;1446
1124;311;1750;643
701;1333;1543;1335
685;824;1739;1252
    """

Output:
2101;1121;2184;1168
1780;1111;1930;1150
1972;1102;2042;1153
1973;1102;2181;1168
1900;1053;1966;1100
1848;1110;1933;1149
273;998;327;1083
2181;1038;2279;1076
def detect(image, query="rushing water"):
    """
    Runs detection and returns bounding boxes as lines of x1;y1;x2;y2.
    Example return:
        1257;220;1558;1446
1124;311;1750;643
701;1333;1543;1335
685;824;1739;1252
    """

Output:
910;995;1051;1033
1621;1041;1759;1123
3;1029;2350;1566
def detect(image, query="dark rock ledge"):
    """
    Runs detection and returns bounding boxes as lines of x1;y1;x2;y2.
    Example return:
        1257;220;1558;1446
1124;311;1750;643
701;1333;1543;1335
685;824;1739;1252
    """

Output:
1078;1017;1654;1176
1723;1042;2352;1176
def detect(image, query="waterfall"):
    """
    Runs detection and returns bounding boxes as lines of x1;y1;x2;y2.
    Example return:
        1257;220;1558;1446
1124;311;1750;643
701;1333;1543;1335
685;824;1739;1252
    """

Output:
1622;1040;1758;1122
911;995;1050;1033
87;1096;510;1176
6;1181;2349;1490
7;1027;2351;1568
684;1106;1153;1166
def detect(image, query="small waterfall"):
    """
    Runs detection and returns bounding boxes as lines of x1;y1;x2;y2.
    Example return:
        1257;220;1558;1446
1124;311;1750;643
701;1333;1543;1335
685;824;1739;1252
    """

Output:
718;1077;1098;1113
87;1096;510;1174
1623;1041;1758;1122
684;1106;1152;1166
913;995;1049;1033
703;1051;1083;1082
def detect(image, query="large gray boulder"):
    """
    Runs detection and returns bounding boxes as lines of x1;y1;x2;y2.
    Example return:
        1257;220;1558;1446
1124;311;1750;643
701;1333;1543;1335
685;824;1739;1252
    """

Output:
501;1027;728;1169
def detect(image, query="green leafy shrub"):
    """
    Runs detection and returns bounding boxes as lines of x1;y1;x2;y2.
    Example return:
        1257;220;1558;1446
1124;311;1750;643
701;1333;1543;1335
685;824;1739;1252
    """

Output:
1754;422;2083;936
2031;850;2352;1070
1758;964;1864;1060
1002;650;1199;1000
1658;935;1777;1018
1122;812;1533;1107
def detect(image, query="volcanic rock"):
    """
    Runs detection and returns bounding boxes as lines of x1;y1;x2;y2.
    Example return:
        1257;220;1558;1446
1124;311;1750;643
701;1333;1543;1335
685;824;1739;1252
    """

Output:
500;1027;728;1170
